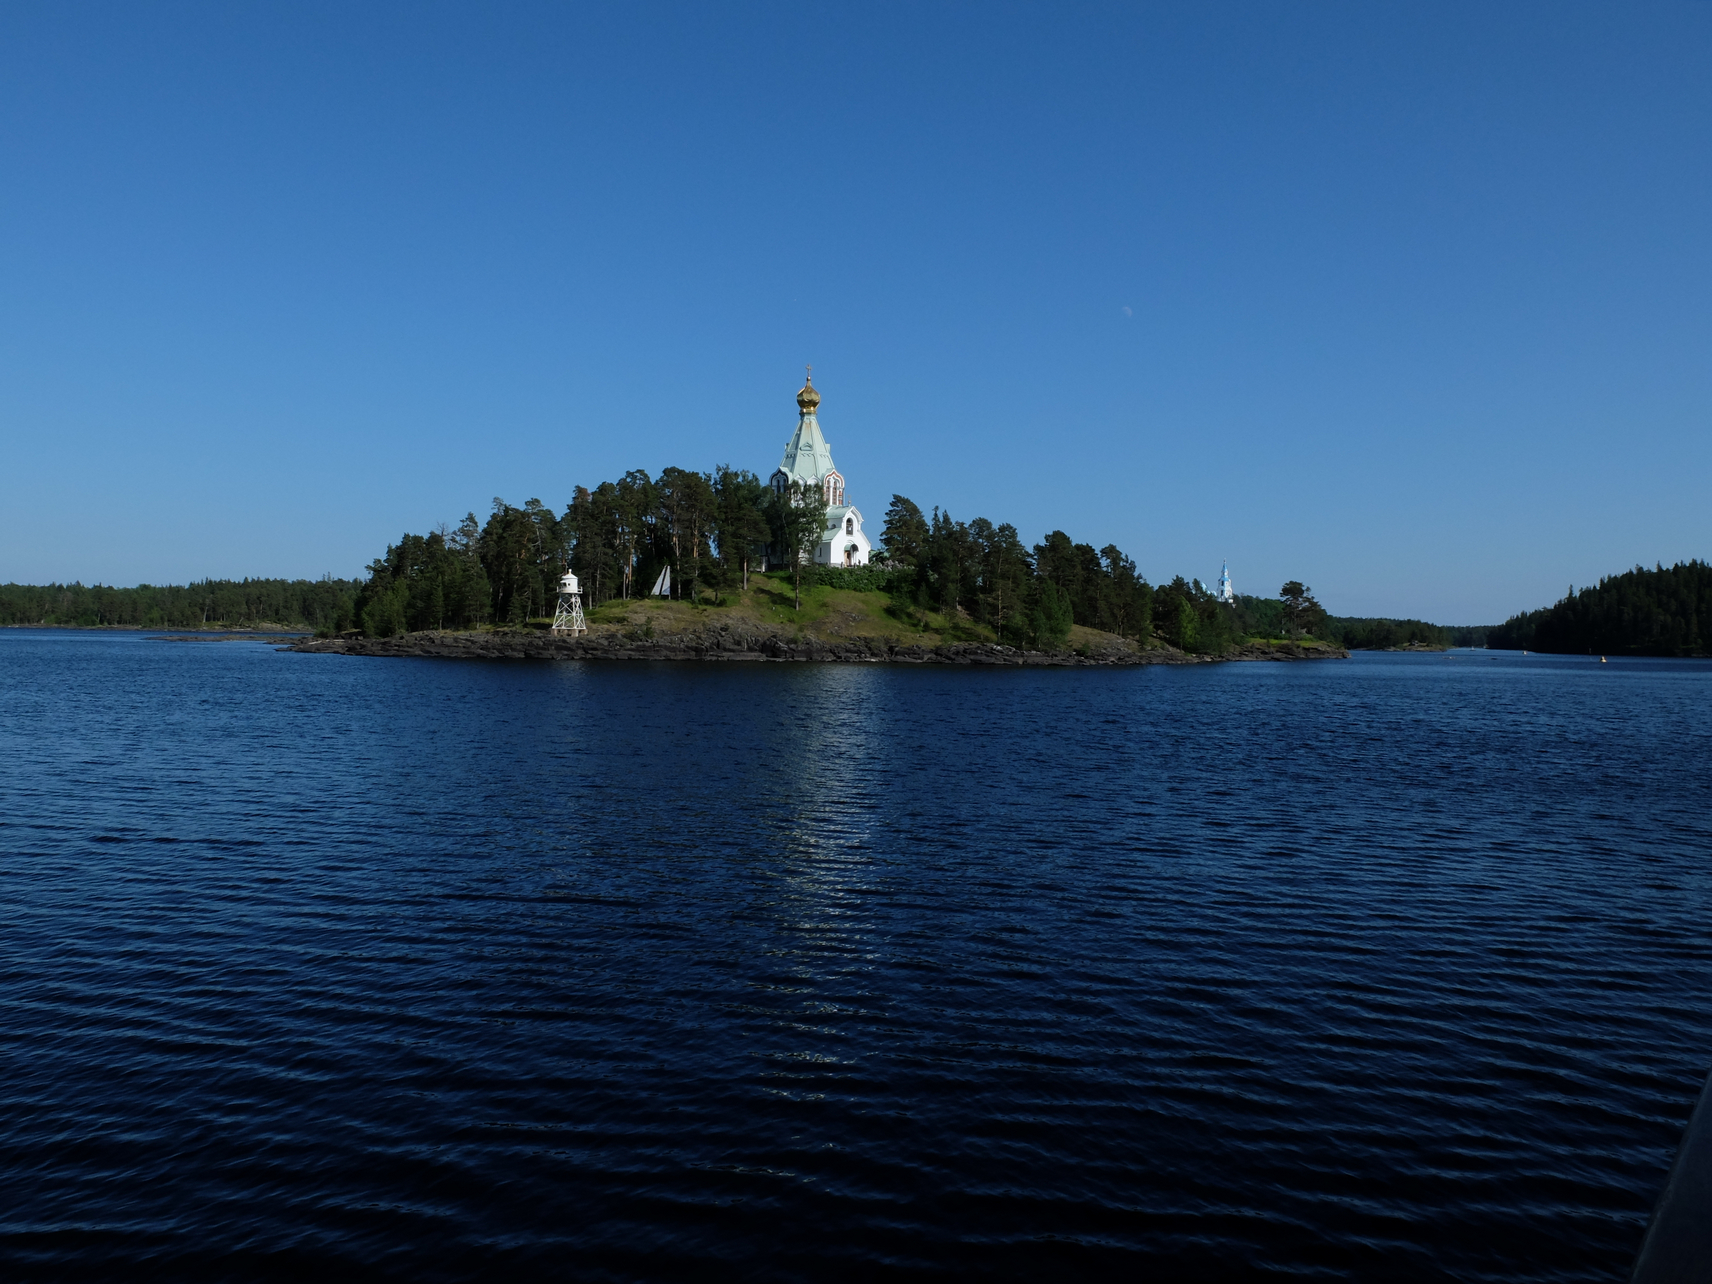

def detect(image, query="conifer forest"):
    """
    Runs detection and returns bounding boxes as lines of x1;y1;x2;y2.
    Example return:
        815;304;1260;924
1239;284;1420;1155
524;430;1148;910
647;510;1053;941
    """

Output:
9;465;1697;657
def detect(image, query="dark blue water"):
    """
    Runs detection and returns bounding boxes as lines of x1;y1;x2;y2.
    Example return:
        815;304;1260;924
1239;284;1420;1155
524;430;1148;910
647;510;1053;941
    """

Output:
2;632;1710;1281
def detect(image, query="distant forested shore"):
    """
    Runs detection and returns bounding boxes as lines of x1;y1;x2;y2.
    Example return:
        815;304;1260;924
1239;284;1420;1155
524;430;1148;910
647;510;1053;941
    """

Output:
1228;601;1485;651
1488;561;1711;656
0;579;358;631
6;465;1550;655
0;566;1482;655
338;468;1473;655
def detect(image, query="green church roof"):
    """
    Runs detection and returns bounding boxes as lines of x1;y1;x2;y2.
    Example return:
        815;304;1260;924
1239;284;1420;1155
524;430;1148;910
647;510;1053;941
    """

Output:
777;410;838;484
775;371;839;484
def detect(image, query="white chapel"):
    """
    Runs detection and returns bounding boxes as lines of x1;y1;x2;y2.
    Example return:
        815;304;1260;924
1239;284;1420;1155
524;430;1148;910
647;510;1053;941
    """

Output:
769;370;872;568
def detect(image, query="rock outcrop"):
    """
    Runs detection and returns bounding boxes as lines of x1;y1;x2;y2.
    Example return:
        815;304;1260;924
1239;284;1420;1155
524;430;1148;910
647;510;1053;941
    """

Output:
288;628;1348;666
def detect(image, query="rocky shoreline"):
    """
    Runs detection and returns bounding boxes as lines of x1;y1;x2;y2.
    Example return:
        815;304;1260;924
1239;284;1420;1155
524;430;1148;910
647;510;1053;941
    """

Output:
288;628;1348;666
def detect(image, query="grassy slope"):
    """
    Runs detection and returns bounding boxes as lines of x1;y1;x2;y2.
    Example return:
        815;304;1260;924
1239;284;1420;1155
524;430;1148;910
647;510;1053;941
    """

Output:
576;573;1140;653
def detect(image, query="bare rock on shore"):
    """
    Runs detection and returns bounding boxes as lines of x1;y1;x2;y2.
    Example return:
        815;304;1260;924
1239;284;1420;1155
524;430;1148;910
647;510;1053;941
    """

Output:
1226;640;1352;661
288;628;1347;666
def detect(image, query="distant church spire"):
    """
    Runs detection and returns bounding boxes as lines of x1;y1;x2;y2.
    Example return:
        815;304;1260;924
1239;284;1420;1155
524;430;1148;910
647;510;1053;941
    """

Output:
765;368;870;568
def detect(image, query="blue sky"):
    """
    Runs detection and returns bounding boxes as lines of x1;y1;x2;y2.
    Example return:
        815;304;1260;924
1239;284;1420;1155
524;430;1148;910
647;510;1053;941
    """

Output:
1;2;1707;623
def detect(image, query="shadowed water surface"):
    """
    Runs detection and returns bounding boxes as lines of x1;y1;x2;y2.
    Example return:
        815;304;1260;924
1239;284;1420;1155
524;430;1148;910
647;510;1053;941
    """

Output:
1;632;1709;1281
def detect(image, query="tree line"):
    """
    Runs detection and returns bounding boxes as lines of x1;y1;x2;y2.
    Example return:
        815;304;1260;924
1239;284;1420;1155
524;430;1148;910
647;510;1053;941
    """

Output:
349;468;836;636
351;478;1179;646
877;497;1157;649
1488;561;1712;656
347;467;1364;654
0;579;359;630
566;467;828;612
875;501;1349;651
8;470;1506;653
1322;617;1450;649
1322;618;1488;649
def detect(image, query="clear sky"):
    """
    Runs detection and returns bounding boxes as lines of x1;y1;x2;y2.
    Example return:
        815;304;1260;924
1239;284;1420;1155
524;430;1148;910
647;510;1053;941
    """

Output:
1;2;1707;623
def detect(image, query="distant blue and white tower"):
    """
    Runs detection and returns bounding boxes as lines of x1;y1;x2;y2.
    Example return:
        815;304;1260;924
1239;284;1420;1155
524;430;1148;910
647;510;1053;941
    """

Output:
1216;562;1235;603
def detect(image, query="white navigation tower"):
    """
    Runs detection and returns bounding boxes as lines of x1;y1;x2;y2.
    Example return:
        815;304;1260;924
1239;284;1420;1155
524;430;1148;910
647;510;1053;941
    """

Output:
551;569;587;635
1216;562;1235;603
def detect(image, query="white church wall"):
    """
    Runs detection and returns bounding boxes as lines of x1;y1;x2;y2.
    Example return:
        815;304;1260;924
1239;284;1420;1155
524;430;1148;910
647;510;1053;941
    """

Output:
814;537;871;567
813;506;871;567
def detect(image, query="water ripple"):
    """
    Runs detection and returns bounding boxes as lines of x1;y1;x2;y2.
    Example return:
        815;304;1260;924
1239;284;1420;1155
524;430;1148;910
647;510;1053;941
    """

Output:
1;636;1709;1280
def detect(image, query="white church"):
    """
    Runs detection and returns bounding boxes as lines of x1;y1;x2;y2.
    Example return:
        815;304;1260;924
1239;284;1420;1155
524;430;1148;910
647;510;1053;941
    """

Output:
768;370;872;568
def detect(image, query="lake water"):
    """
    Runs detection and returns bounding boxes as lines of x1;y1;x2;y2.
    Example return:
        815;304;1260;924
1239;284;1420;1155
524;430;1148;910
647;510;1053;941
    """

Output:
2;632;1710;1281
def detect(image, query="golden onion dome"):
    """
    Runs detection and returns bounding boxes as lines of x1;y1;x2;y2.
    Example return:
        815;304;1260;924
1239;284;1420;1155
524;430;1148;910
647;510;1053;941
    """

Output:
796;367;820;413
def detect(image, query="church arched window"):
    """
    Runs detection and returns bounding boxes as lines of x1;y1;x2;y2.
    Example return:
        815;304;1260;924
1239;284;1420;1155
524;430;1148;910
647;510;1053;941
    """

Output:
845;516;854;535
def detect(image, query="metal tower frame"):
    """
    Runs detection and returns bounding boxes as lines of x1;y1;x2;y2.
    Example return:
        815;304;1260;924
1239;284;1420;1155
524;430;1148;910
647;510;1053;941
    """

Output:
551;570;587;635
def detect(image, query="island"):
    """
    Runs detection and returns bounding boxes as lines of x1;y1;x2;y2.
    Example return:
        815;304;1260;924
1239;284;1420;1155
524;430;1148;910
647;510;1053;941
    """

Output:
303;374;1355;665
290;576;1349;666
